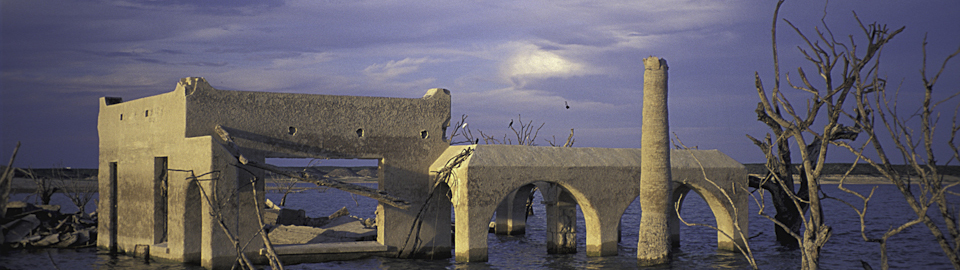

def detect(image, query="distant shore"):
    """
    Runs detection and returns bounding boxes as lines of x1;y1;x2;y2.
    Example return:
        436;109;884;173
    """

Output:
7;177;98;194
6;164;959;194
802;174;959;185
5;176;377;194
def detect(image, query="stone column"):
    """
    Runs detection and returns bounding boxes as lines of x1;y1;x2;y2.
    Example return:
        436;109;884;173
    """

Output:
637;56;672;265
494;184;535;235
546;187;578;254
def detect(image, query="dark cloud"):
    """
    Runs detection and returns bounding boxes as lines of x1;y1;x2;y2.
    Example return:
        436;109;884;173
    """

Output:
109;0;285;16
2;0;959;167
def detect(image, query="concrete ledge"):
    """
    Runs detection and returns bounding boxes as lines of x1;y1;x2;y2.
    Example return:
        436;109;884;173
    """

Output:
265;241;388;256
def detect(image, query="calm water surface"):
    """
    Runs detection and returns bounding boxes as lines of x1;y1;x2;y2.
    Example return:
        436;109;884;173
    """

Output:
2;184;956;269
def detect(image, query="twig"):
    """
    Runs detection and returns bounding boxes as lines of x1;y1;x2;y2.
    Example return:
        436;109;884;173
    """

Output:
1;142;21;219
397;147;473;258
172;169;257;270
236;165;284;270
215;125;411;209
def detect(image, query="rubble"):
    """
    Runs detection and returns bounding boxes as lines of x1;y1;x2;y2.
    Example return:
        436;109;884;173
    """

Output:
1;201;96;249
268;206;377;245
323;168;360;178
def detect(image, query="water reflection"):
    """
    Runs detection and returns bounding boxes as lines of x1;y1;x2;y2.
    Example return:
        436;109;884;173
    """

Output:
2;184;957;269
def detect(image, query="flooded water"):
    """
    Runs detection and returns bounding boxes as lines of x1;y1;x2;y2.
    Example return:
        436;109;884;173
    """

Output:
2;184;956;269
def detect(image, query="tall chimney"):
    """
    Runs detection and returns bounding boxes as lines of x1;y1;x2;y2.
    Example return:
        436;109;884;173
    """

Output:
637;56;672;265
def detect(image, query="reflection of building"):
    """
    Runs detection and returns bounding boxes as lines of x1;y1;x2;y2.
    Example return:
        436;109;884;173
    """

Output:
99;60;746;269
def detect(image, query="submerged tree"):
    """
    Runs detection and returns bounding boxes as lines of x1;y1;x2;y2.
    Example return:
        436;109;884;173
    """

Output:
832;36;960;269
746;1;902;269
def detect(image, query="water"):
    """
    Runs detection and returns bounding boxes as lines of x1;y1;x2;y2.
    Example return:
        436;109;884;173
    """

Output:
2;184;957;269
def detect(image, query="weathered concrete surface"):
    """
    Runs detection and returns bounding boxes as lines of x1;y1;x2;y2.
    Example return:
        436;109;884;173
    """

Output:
493;184;535;235
638;56;671;265
100;75;746;268
99;77;452;268
439;145;642;262
669;149;749;251
542;183;579;254
268;219;376;245
265;241;390;265
437;145;747;263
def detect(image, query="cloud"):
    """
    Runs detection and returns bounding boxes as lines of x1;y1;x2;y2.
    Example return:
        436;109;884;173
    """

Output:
268;52;336;70
363;57;438;80
504;44;587;81
105;0;284;15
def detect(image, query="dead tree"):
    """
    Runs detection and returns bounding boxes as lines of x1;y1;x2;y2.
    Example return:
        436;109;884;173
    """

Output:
1;142;21;219
449;114;572;146
53;166;97;214
746;1;901;269
832;36;960;269
16;168;59;205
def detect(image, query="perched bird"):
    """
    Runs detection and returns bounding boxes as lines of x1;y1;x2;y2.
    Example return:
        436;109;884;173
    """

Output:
565;101;570;109
475;138;480;144
508;120;513;128
461;123;468;129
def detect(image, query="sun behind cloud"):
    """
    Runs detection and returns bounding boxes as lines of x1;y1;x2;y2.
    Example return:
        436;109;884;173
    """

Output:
503;43;587;85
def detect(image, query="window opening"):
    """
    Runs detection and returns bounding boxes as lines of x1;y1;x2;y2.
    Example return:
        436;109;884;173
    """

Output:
154;157;168;244
264;158;381;226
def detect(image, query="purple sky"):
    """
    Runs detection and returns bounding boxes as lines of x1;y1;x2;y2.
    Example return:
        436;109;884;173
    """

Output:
2;0;959;168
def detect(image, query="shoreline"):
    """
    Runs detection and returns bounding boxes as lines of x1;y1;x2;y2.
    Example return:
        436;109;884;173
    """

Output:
5;177;378;194
9;174;958;195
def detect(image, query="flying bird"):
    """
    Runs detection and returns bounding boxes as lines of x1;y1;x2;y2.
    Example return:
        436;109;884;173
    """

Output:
565;101;570;109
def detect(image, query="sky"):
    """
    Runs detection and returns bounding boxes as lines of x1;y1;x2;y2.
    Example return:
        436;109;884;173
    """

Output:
2;0;959;169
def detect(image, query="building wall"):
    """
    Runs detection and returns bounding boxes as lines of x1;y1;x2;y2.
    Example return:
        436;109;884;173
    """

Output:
100;77;455;268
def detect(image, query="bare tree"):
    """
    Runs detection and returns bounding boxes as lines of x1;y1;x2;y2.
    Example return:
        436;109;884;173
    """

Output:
449;114;572;146
16;168;59;205
746;1;902;269
52;166;97;214
1;142;21;220
831;36;960;269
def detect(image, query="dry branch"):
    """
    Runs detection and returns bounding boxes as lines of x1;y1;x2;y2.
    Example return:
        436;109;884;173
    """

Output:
214;125;411;209
1;142;21;219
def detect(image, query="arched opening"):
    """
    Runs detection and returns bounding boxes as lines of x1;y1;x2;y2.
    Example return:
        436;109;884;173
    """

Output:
669;183;742;252
672;186;720;248
486;182;588;259
617;194;642;254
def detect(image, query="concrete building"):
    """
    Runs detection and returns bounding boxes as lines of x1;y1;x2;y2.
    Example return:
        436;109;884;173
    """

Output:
98;57;747;269
98;77;452;268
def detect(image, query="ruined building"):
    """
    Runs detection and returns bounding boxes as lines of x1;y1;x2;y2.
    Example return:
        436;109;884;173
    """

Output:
98;57;747;269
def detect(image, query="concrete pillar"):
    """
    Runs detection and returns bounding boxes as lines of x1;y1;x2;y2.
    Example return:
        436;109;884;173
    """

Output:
637;56;672;265
668;186;689;247
494;184;535;235
546;187;577;254
454;198;490;262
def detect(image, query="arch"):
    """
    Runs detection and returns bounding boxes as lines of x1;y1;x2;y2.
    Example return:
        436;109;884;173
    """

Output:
449;172;624;262
436;145;744;262
493;181;585;254
669;179;747;251
493;183;537;235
